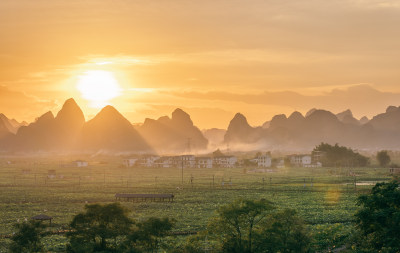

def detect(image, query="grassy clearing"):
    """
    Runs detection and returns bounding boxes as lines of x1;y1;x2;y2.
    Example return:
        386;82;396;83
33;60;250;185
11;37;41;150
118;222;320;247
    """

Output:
0;157;394;251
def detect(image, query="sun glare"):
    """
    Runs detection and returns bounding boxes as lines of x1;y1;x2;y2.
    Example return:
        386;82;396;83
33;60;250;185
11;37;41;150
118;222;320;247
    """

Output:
77;70;122;108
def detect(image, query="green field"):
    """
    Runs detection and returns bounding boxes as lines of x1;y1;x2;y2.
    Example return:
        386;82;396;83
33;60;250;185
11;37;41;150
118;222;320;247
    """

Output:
0;157;394;252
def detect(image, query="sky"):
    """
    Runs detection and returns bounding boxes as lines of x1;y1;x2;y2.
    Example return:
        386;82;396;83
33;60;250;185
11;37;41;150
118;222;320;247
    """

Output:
0;0;400;129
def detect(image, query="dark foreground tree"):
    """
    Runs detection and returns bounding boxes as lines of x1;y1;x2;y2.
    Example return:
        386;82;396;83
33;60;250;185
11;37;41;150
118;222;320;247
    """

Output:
354;181;400;252
9;220;46;253
377;150;391;167
66;203;132;253
124;217;175;253
254;209;311;253
209;199;274;253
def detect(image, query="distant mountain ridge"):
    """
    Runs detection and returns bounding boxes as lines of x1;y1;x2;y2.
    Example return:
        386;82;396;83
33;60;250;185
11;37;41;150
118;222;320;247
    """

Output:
223;107;400;151
0;98;205;154
0;113;26;136
2;99;400;153
136;108;208;153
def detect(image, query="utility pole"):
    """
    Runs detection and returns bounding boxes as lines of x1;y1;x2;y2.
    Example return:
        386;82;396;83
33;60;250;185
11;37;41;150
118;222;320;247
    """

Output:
181;157;184;184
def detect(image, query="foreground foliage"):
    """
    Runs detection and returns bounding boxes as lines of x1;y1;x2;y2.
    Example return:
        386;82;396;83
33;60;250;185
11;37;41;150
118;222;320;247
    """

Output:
67;203;132;252
353;180;400;252
9;220;46;253
208;199;311;253
66;202;175;253
124;217;175;252
255;209;311;253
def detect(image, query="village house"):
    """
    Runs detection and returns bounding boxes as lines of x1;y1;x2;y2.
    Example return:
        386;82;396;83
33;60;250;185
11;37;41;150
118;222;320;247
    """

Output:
137;155;160;167
59;160;89;168
213;156;237;168
178;155;196;168
153;156;174;168
288;154;312;167
74;160;89;167
196;157;213;168
255;153;272;168
122;158;138;167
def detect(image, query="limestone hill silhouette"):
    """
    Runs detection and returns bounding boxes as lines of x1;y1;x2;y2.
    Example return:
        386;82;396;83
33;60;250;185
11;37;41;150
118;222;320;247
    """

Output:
136;108;208;153
224;107;400;151
3;99;400;153
54;98;86;150
80;105;152;152
0;99;153;153
224;113;264;144
336;109;360;125
9;111;57;151
0;117;12;139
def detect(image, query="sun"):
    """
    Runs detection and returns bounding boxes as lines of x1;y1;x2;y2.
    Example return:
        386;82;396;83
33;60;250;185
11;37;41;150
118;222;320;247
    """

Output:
77;70;122;108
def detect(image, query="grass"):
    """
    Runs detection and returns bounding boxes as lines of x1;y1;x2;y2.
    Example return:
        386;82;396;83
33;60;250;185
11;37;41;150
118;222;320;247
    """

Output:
0;156;394;252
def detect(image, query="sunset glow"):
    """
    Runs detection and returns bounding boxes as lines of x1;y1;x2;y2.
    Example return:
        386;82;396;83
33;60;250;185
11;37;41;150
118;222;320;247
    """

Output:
76;70;121;108
1;2;400;251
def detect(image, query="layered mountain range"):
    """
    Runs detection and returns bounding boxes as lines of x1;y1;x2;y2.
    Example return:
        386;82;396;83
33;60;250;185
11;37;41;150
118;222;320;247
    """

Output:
135;108;208;153
0;98;207;154
2;98;400;154
224;107;400;151
0;114;26;139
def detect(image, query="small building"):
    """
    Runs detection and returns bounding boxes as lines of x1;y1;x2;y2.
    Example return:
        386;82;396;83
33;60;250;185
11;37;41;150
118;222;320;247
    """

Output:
181;155;196;168
312;151;325;163
122;158;138;167
304;162;322;168
196;157;213;168
255;153;272;168
154;156;174;168
288;155;312;167
73;160;88;167
171;155;196;168
137;155;160;167
213;156;237;168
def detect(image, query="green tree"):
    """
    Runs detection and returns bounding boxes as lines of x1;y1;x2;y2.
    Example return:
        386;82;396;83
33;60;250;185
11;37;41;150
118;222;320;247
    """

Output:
313;142;369;167
9;220;46;253
354;181;400;252
209;199;274;253
254;209;311;253
169;233;217;253
66;203;133;253
126;217;174;253
377;150;391;167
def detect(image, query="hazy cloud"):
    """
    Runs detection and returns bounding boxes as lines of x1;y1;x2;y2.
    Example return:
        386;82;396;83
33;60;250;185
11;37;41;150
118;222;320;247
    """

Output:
0;85;57;123
170;84;400;120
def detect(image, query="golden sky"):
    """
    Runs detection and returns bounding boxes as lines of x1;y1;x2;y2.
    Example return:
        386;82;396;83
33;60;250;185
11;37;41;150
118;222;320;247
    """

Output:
1;0;400;129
